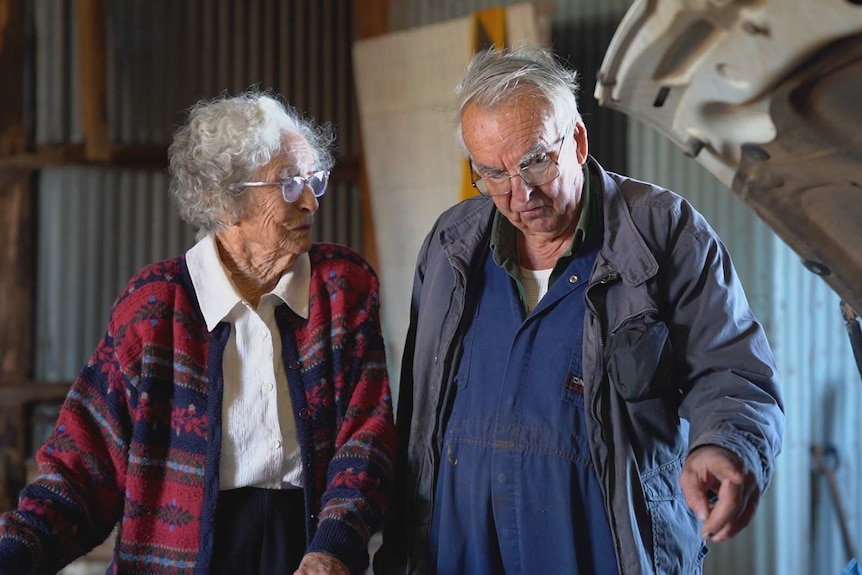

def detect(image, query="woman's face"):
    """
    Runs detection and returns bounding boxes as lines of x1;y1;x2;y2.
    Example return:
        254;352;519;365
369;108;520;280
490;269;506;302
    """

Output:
232;133;320;260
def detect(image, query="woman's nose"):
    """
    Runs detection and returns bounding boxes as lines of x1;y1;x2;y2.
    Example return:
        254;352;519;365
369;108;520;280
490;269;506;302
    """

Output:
296;184;319;212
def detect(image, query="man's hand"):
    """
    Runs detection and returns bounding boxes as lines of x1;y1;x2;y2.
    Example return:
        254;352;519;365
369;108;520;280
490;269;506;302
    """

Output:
679;445;760;543
294;552;350;575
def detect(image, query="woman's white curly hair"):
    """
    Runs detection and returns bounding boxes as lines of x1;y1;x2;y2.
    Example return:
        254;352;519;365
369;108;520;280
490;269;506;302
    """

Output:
168;89;335;236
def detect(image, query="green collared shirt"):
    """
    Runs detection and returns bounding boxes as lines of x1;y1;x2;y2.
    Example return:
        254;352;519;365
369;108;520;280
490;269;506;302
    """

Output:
489;163;602;309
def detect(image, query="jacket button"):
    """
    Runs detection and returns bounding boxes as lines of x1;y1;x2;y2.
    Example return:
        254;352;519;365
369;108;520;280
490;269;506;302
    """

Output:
568;274;579;284
299;407;311;419
288;360;301;370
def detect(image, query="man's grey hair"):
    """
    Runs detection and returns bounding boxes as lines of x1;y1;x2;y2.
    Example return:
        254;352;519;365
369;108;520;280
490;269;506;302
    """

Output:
168;90;335;236
455;45;581;155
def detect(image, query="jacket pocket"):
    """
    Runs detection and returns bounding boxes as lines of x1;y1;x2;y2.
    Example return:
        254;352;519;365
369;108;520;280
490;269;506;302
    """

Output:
642;457;709;574
606;314;670;402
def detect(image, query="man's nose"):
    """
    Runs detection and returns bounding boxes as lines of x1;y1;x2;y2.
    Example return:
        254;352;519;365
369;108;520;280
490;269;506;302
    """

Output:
510;175;534;201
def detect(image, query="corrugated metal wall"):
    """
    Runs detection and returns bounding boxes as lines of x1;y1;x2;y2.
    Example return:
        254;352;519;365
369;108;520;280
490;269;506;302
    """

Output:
33;0;363;381
630;119;862;575
35;0;360;153
35;169;196;380
34;0;81;144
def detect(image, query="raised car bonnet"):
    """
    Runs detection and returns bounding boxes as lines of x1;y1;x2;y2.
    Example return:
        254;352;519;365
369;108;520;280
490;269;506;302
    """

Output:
595;0;862;314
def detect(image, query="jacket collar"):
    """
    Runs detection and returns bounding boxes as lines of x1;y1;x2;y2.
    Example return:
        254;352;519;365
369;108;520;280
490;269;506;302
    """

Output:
438;196;496;272
436;158;659;287
591;158;658;286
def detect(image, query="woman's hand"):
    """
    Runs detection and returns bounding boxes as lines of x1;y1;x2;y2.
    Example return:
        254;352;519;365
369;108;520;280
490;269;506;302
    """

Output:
294;552;350;575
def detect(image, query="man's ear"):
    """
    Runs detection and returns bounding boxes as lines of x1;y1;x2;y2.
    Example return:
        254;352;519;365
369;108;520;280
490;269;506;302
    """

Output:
574;121;589;164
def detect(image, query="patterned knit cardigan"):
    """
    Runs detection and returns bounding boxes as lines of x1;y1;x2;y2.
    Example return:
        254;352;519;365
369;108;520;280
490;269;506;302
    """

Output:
0;243;397;575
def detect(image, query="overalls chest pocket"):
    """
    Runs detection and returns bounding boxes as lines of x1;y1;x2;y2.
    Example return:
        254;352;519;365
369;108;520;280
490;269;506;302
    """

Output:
605;312;673;402
561;334;586;408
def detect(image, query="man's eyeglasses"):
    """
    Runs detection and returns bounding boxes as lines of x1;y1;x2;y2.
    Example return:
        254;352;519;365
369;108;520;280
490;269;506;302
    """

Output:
234;170;330;203
470;129;569;196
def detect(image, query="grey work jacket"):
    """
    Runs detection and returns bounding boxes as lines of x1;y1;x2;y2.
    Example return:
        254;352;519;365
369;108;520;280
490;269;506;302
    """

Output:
375;159;785;575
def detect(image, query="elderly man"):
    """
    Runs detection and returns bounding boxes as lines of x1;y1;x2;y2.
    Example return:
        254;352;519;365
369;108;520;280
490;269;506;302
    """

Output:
376;46;784;575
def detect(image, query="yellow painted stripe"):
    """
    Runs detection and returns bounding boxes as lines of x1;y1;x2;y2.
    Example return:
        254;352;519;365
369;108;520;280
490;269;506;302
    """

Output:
474;6;507;50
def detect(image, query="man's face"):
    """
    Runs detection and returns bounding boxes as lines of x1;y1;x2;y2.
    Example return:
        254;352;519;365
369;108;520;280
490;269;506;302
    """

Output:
462;92;589;242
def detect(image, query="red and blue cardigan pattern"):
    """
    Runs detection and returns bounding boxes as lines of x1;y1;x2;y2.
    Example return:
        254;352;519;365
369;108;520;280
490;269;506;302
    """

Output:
0;243;396;575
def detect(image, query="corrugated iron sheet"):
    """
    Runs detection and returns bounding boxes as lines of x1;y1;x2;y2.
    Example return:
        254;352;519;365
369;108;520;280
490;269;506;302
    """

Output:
629;119;862;575
34;0;360;153
35;168;196;380
34;0;81;144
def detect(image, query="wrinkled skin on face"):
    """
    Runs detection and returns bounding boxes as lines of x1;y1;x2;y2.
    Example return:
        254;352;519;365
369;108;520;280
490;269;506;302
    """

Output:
461;90;589;269
215;132;321;304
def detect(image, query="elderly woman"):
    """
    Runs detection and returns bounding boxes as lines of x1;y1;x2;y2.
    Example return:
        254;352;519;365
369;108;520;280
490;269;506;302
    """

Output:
0;92;396;575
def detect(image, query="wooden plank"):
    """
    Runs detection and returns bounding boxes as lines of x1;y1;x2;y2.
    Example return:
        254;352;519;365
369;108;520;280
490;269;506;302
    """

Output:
0;406;26;511
353;0;389;272
0;144;162;170
0;381;72;406
329;156;360;184
355;0;388;40
0;0;27;156
0;145;362;181
0;170;34;379
0;0;32;513
76;0;110;161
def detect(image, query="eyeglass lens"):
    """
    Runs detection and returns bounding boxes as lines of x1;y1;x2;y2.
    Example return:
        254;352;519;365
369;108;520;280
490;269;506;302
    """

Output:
282;171;329;202
474;161;558;196
473;126;570;196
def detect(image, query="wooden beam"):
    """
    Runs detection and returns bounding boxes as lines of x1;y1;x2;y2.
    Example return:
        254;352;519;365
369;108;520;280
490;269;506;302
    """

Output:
0;405;26;511
76;0;110;161
355;0;389;39
0;170;34;379
0;0;31;514
0;381;72;406
0;0;27;156
0;144;166;170
0;145;362;183
353;0;389;272
330;156;360;184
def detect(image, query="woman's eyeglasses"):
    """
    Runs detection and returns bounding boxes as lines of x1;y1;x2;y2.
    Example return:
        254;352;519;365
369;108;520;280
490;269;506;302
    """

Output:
234;170;330;203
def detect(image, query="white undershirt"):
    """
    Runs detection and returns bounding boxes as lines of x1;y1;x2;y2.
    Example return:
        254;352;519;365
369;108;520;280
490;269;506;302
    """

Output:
519;266;554;314
186;234;309;490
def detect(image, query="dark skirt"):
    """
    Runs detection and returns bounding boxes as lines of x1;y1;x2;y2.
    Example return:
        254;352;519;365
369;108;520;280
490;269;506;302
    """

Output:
210;487;307;575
